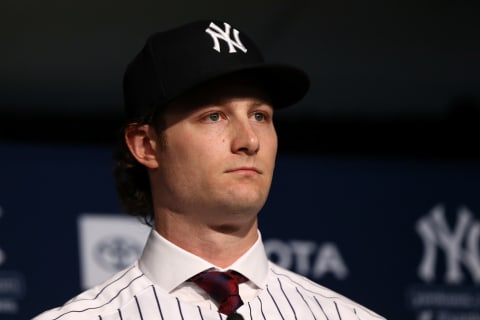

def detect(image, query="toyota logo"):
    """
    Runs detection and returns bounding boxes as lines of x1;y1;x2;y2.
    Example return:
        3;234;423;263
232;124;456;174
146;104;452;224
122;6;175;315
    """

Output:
94;236;142;271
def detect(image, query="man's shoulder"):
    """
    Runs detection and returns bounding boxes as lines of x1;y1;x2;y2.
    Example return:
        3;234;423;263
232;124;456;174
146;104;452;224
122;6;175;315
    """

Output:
32;263;153;320
266;262;386;319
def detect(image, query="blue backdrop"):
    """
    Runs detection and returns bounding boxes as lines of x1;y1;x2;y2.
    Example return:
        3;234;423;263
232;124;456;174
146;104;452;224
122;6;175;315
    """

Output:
1;143;479;320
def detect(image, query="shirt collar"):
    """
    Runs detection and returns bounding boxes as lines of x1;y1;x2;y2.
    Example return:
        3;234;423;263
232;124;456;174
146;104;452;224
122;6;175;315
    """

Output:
138;229;269;292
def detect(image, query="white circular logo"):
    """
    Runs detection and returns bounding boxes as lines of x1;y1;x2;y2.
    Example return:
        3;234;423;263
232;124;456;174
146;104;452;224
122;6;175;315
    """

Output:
94;236;141;272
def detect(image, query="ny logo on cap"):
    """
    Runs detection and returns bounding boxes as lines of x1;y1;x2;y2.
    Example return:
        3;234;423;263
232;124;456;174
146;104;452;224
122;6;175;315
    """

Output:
205;22;248;54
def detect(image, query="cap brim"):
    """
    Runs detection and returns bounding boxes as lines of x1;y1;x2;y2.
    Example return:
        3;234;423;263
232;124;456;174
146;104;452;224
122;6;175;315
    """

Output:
192;64;310;109
163;63;309;111
239;64;310;109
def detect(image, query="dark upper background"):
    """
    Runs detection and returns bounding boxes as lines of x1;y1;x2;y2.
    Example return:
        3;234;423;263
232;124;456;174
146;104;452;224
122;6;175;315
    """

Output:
2;0;479;157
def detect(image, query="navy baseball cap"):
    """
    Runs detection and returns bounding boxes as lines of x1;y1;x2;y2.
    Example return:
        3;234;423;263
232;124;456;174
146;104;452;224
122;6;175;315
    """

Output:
123;20;309;121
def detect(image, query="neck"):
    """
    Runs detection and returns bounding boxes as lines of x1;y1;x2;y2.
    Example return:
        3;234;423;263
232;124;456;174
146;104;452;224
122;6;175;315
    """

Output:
154;212;259;268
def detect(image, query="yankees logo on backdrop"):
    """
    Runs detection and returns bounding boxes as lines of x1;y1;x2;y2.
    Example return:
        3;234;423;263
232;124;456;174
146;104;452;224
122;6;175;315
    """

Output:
205;22;248;54
416;204;480;284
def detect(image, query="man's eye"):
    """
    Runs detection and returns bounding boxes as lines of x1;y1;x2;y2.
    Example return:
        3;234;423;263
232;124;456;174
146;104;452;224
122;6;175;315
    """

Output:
208;113;221;122
254;112;265;121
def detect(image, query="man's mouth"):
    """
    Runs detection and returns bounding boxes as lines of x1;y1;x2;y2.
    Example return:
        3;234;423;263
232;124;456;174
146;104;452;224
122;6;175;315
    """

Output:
226;167;262;175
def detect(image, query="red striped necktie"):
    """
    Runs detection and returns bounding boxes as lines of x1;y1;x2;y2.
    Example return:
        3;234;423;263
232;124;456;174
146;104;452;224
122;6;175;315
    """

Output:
189;270;248;315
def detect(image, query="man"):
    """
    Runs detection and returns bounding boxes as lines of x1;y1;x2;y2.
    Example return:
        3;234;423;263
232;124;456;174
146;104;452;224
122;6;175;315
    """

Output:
34;20;385;320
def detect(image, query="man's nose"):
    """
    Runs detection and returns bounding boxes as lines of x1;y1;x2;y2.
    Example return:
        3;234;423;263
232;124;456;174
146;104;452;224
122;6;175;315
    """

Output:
231;119;260;155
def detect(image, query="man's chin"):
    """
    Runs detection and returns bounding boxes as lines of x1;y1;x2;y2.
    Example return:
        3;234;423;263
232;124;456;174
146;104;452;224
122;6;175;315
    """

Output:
223;197;267;215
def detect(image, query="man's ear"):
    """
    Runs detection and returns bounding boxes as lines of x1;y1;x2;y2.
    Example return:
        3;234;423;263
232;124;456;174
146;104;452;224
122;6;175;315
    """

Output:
124;124;160;169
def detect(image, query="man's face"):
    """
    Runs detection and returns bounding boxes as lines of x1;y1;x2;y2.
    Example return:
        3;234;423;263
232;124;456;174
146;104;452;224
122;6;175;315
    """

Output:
149;81;278;226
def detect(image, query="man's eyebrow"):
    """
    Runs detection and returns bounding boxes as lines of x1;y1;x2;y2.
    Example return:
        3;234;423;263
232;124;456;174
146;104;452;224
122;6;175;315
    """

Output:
251;100;271;107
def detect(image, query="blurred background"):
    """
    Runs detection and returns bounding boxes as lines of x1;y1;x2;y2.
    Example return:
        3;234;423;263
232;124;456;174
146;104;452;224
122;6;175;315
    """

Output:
2;0;479;154
1;1;479;319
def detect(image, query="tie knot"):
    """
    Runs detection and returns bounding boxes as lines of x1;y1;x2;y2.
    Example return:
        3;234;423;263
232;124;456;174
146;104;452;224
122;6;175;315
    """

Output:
189;270;248;315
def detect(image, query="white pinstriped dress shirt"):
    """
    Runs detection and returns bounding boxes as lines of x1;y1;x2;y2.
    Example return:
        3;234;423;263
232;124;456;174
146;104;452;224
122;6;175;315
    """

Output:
34;230;385;320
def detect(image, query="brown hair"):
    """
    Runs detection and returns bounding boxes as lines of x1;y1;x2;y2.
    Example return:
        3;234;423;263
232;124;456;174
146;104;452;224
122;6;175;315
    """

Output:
113;111;165;225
